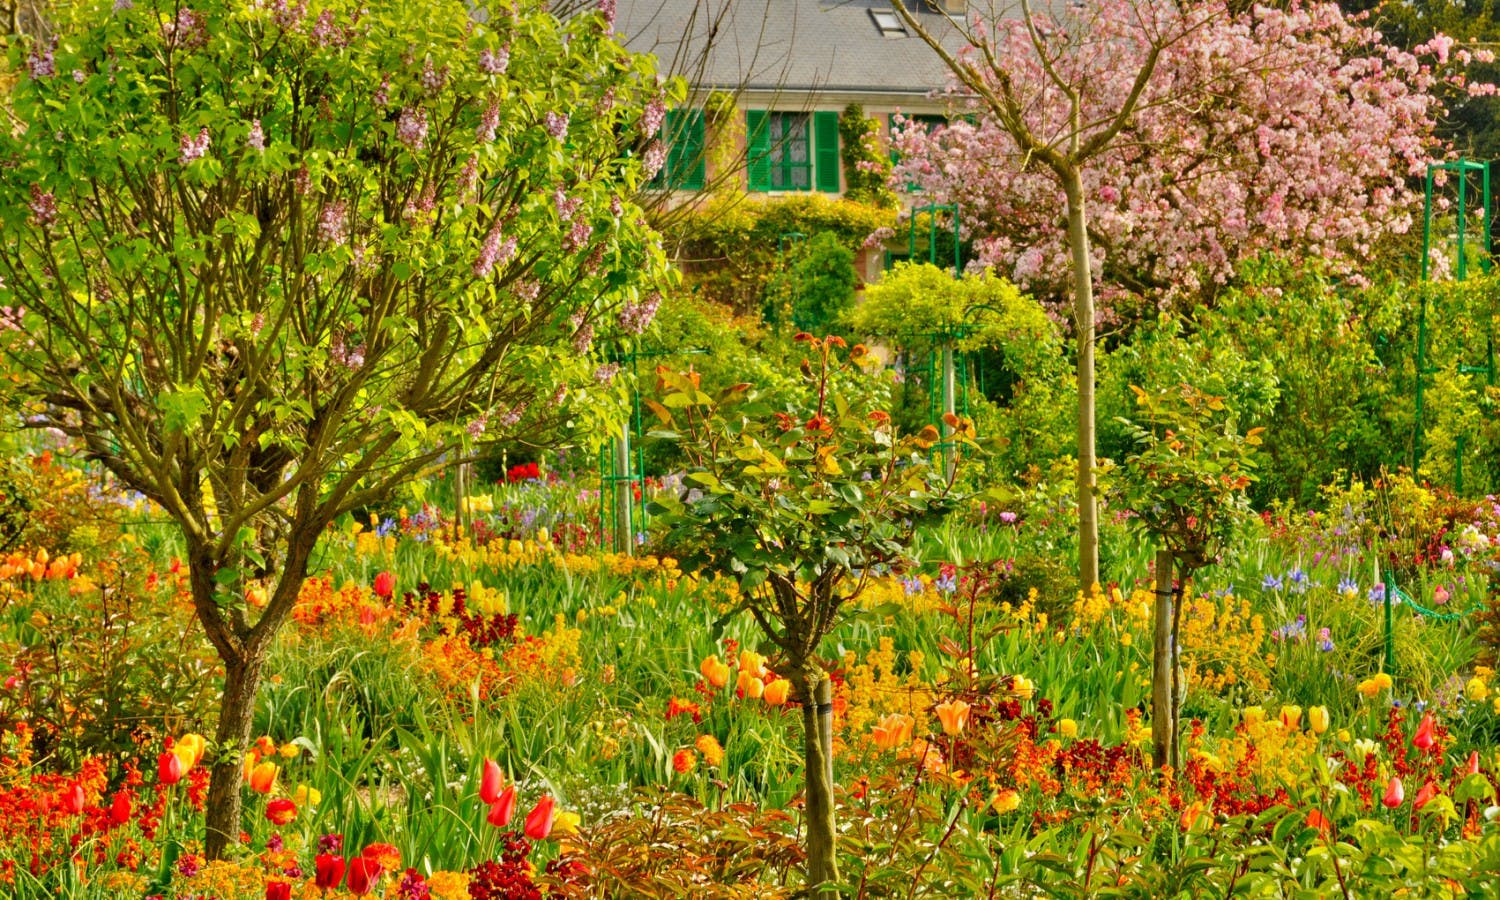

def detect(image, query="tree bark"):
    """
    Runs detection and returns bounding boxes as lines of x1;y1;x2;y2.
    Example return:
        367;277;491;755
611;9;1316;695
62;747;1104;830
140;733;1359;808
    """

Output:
1151;549;1175;770
1062;166;1100;592
797;670;839;898
204;652;264;859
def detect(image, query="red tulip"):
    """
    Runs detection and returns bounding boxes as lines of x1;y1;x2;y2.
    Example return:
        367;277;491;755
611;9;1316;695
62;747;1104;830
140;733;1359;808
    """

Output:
347;856;383;895
1413;713;1437;751
1413;781;1439;811
525;793;556;840
63;783;85;814
1382;776;1405;809
487;785;517;827
109;790;131;825
373;571;395;599
314;853;346;890
479;758;504;805
158;751;184;785
265;882;292;900
1467;751;1482;776
265;798;298;825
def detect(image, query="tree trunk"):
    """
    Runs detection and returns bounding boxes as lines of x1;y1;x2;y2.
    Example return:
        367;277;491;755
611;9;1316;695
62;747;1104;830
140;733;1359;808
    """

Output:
798;670;839;898
1151;549;1175;770
1061;166;1100;593
204;652;264;859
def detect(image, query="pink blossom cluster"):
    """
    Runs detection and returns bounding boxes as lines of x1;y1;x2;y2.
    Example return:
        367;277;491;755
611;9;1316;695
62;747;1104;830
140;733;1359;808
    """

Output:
477;98;501;142
318;201;349;246
641;95;666;139
544;112;570;141
27;38;56;79
473;222;518;278
396;107;428;150
890;0;1483;307
179;128;211;165
28;185;57;227
478;46;510;75
246;119;266;151
616;291;661;335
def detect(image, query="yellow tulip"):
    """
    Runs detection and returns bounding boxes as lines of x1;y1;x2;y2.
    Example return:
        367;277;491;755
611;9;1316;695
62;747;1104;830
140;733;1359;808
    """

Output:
1279;705;1302;730
1242;706;1266;728
990;790;1021;814
1308;706;1330;735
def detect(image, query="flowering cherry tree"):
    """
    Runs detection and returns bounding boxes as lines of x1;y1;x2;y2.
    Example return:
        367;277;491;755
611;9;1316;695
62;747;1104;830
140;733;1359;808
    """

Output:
0;0;670;856
891;0;1484;589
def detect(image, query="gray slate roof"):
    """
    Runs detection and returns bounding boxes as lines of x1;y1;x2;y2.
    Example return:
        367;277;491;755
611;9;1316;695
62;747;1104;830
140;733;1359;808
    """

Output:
614;0;971;96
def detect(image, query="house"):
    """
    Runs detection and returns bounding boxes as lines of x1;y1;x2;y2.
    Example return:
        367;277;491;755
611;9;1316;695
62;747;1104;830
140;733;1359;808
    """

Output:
614;0;969;196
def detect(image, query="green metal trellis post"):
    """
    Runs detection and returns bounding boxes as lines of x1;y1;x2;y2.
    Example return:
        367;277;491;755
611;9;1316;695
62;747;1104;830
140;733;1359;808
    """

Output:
1382;570;1394;675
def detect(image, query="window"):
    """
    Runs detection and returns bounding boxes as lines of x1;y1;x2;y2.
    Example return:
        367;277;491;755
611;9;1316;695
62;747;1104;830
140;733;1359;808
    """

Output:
649;109;706;191
747;110;840;193
870;9;907;36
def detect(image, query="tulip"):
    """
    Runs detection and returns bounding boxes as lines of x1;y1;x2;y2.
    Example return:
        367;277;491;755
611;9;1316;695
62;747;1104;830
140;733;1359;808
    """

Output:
158;751;184;785
314;853;346;890
1467;750;1482;776
935;699;971;736
347;856;382;895
704;659;730;689
1242;706;1266;728
1413;713;1437;751
1279;705;1302;730
1179;802;1204;831
265;882;292;900
553;810;581;836
1382;776;1405;809
487;785;517;827
63;783;85;814
479;758;504;805
1011;675;1034;700
1305;808;1331;835
738;650;765;676
1308;706;1330;735
248;760;279;794
744;676;765;700
373;571;395;599
1413;781;1439;811
871;713;914;750
175;733;206;771
762;679;790;706
266;798;298;825
109;791;131;825
525;794;557;840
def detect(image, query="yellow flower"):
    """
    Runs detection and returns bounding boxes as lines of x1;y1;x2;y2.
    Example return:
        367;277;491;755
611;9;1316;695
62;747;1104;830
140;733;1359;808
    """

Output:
1242;706;1266;728
1356;679;1379;699
1279;705;1302;730
1308;706;1330;735
293;784;322;807
552;810;580;836
1057;718;1078;739
278;742;300;759
1465;677;1489;703
695;734;725;768
1119;631;1133;648
1373;672;1393;691
1011;675;1034;700
990;790;1021;814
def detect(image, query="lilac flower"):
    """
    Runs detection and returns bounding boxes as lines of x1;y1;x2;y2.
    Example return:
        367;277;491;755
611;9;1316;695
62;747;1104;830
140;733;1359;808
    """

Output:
572;322;594;354
165;8;207;48
312;10;346;46
318;201;348;246
467;415;488;439
113;0;133;9
554;188;582;221
477;97;500;142
179;128;211;164
641;95;666;139
609;195;624;218
563;219;593;251
28;185;57;227
374;74;391;107
420;58;447;94
616;291;661;335
514;280;541;303
396;107;428;150
500;404;526;428
598;0;617;28
473;223;517;278
247;119;266;151
273;0;306;30
458;155;479;196
642;140;667;180
478;46;510;75
594;363;619;384
71;69;85;83
544;111;570;141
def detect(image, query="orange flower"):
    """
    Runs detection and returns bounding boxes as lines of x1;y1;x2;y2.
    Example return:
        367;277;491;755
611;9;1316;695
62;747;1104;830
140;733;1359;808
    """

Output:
871;713;914;751
700;655;730;689
1305;808;1331;835
174;733;206;771
762;679;790;706
935;699;971;736
672;748;698;775
248;761;279;794
695;734;725;767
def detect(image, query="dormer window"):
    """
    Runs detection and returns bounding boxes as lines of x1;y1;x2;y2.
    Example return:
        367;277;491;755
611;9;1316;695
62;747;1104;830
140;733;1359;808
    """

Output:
870;9;907;37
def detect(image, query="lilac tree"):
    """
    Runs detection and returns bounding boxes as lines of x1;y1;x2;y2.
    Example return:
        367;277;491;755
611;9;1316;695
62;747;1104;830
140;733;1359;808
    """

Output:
0;0;670;856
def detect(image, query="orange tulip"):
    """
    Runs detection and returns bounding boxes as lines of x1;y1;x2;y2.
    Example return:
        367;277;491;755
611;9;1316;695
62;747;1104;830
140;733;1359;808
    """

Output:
871;713;914;751
762;679;790;706
248;760;279;794
935;699;971;736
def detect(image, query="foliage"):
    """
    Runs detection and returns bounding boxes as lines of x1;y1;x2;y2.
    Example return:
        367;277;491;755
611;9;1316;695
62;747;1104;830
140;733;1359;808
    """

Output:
764;232;858;335
837;104;895;209
891;0;1486;313
664;194;894;316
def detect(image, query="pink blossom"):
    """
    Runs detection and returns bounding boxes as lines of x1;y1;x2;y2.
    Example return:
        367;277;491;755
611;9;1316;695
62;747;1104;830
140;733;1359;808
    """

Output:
28;185;57;227
617;291;661;335
318;201;348;246
478;45;510;75
396;107;428;150
545;112;570;141
27;39;56;79
641;95;666;139
421;58;447;94
643;141;666;180
374;74;391;107
473;222;517;278
477;97;500;142
247;120;266;152
179;128;211;164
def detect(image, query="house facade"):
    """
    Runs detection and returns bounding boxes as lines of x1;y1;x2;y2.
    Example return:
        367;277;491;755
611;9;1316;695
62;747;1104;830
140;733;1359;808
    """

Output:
615;0;968;197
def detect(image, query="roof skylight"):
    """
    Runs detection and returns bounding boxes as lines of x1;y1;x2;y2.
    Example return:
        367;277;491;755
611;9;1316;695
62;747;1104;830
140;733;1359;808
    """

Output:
870;9;907;37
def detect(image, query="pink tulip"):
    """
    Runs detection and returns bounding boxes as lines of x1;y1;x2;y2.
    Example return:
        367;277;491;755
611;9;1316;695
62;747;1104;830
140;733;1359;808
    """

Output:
1382;776;1405;809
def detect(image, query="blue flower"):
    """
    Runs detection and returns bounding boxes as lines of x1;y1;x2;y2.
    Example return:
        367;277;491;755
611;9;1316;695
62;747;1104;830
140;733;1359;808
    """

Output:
1262;573;1284;591
1368;583;1386;603
1337;576;1357;595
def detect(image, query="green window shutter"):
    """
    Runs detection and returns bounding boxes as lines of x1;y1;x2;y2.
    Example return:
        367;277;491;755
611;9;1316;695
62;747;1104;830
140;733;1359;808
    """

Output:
680;110;706;190
814;110;840;193
664;109;688;188
746;110;771;192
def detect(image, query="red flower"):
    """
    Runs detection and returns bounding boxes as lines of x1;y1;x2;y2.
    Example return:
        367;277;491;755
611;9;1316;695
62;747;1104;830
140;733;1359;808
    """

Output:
479;758;504;805
265;798;297;825
347;856;382;895
265;882;291;900
63;783;85;814
1413;781;1440;811
1412;713;1437;751
109;791;131;825
1382;776;1404;809
314;853;346;890
158;751;183;786
525;794;556;840
1304;808;1331;836
487;785;517;827
362;843;401;872
373;571;395;599
1468;750;1482;776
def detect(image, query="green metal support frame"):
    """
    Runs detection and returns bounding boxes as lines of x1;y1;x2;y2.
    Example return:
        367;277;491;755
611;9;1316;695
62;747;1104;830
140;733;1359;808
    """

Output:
1413;158;1494;479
